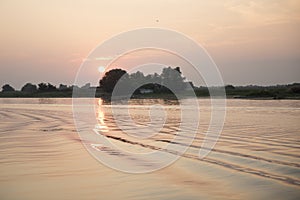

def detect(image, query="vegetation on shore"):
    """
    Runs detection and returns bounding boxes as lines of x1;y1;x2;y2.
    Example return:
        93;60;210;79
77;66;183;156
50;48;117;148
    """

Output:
1;67;300;99
194;84;300;99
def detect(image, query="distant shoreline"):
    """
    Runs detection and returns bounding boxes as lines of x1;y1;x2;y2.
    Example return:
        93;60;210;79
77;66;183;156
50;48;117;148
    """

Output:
1;83;299;100
0;93;299;100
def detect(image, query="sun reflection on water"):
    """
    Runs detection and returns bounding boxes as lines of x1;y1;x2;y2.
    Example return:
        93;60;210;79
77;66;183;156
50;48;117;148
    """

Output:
95;99;109;132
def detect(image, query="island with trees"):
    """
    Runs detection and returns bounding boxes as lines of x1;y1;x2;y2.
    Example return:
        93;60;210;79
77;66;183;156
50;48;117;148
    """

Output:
1;66;300;99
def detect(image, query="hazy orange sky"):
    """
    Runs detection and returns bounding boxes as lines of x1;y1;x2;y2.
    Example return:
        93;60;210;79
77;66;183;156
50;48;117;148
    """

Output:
0;0;299;88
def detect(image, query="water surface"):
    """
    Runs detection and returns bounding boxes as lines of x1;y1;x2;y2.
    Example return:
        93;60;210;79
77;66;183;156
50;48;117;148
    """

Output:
0;98;299;200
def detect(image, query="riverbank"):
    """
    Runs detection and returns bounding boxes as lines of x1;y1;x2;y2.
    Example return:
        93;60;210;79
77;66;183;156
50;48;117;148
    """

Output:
1;83;299;99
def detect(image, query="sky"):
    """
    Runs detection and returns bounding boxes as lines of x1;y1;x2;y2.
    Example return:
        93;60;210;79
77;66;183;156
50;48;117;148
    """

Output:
0;0;299;89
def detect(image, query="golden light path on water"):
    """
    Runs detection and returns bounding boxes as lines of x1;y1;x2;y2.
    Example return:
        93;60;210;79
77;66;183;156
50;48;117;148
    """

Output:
95;99;108;132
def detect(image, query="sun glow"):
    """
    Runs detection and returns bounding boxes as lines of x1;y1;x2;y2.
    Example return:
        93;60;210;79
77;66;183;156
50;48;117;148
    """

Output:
98;66;106;73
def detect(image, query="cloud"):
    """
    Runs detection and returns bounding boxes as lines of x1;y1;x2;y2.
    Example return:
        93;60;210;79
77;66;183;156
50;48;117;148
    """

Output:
69;56;116;63
201;0;300;47
225;0;300;25
95;56;115;61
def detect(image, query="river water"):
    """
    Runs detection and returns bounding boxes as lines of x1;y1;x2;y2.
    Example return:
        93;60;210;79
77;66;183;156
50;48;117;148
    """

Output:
0;98;299;200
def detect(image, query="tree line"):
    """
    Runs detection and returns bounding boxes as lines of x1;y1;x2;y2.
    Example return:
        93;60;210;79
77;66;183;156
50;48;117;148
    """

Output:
1;65;300;99
1;66;188;94
99;66;189;94
1;82;75;93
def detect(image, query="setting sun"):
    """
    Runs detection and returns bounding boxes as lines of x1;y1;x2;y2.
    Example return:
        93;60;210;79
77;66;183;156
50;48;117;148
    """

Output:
98;66;106;73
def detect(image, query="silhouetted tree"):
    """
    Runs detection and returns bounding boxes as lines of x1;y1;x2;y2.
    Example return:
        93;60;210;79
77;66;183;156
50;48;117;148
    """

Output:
290;85;300;94
161;67;186;92
174;66;181;73
47;83;57;91
99;69;127;93
289;83;300;94
37;83;57;92
1;84;15;92
225;85;235;90
21;83;37;93
81;83;91;89
58;84;68;91
38;83;48;92
152;73;162;83
129;71;145;88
